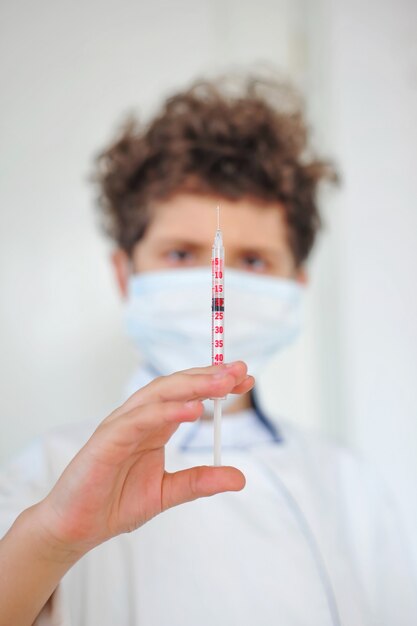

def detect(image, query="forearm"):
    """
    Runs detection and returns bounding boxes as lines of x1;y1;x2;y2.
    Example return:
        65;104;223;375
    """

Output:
0;503;82;626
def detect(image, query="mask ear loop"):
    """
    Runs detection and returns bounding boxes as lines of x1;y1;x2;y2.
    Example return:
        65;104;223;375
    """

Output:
126;256;136;289
127;254;135;274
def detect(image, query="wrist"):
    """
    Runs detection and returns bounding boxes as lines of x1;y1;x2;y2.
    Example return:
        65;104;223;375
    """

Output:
15;501;87;567
0;501;82;626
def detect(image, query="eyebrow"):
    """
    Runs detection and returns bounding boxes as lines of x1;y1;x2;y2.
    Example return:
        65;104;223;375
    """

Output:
150;237;210;252
239;246;283;258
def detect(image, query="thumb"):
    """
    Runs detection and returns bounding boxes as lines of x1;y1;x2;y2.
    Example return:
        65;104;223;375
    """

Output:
161;466;246;511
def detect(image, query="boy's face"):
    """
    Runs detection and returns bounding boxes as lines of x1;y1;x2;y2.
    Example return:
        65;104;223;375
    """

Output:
112;193;307;296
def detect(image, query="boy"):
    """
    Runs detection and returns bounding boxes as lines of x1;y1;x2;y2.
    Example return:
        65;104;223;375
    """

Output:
0;76;416;626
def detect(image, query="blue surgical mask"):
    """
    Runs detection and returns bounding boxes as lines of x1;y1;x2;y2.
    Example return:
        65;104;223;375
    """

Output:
123;266;304;378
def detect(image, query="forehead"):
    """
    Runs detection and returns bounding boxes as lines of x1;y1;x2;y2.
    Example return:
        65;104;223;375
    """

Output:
147;193;289;249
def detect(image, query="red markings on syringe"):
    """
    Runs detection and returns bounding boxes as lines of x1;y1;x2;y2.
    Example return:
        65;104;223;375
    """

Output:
211;256;224;312
211;254;225;364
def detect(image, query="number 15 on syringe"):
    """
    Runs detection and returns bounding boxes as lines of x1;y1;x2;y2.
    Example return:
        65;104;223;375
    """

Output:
211;206;225;466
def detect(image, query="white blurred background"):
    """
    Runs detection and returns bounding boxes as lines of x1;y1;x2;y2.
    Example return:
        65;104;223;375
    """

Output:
0;0;416;564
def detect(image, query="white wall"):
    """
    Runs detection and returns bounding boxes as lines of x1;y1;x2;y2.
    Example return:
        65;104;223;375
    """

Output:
0;0;322;465
317;0;417;563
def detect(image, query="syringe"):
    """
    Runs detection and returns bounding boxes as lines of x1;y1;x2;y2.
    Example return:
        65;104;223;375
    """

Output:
211;206;225;466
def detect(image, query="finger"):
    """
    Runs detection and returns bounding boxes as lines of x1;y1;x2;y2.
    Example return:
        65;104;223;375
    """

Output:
228;375;255;395
96;400;204;458
161;466;246;511
119;361;249;413
122;399;204;431
173;362;247;377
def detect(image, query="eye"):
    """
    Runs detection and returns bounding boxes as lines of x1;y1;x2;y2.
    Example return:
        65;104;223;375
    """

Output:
166;249;194;264
241;254;267;272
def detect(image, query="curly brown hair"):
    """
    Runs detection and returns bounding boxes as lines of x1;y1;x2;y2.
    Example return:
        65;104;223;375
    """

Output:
92;75;337;267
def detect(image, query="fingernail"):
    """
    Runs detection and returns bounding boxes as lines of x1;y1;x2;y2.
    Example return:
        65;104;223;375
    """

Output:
184;400;200;408
224;361;241;368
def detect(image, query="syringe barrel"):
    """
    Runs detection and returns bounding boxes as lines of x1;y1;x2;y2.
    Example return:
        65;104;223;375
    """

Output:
211;232;225;366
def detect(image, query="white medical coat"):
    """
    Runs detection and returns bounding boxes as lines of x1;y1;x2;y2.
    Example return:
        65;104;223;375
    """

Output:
1;383;416;626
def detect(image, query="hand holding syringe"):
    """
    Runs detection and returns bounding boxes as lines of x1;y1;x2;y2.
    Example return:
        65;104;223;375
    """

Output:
211;207;225;466
0;363;251;626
